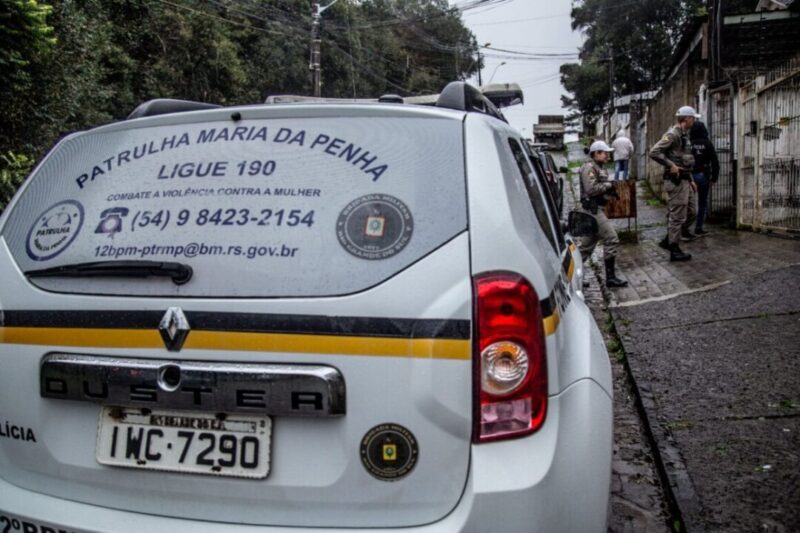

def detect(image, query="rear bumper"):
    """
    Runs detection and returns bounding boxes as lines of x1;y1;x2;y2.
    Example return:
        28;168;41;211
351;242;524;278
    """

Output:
0;378;612;533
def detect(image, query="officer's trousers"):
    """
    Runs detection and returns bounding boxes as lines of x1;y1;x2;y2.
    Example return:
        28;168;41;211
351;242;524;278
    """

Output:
578;209;619;261
664;179;697;244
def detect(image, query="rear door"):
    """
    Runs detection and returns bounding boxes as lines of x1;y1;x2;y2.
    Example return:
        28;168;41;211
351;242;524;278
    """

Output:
0;106;473;528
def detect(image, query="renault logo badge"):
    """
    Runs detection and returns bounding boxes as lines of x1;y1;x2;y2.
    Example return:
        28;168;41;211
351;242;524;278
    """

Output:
159;307;190;352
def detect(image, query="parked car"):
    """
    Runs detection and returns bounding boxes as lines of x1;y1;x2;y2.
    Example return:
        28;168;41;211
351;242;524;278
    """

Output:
526;141;568;217
0;82;612;532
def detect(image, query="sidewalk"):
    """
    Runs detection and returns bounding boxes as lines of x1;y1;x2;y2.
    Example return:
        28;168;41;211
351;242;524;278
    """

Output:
558;147;672;532
578;152;800;530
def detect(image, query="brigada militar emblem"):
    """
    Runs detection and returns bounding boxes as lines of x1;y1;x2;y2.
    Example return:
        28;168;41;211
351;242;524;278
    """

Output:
336;194;413;260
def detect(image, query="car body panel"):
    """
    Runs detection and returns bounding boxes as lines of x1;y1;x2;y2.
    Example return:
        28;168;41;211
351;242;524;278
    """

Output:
0;378;612;533
0;101;612;531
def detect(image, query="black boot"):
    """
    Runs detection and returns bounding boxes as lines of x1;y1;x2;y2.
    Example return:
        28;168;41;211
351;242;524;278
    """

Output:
669;243;692;262
681;229;698;242
658;235;670;250
604;257;628;288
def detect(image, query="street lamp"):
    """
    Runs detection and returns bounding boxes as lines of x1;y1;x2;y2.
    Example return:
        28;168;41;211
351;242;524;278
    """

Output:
478;42;491;86
487;61;507;85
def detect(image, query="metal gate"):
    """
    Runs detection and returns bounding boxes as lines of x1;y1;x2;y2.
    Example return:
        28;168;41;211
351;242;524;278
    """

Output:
707;84;736;223
737;57;800;233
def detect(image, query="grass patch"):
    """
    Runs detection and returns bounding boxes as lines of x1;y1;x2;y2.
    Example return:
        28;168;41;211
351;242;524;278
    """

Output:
606;337;621;353
641;179;666;207
617;229;638;243
780;399;799;410
665;420;694;431
713;444;730;456
603;314;628;363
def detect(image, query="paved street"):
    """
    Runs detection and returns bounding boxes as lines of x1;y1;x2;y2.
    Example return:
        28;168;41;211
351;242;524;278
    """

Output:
564;142;800;532
559;147;672;532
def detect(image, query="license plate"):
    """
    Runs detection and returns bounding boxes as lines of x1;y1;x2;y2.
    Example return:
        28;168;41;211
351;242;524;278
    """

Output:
96;407;271;479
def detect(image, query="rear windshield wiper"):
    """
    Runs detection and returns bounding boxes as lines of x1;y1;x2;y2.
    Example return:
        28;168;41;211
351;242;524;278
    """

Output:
25;260;193;285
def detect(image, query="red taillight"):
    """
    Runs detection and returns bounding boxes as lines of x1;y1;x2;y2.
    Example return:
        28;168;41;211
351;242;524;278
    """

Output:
472;272;547;443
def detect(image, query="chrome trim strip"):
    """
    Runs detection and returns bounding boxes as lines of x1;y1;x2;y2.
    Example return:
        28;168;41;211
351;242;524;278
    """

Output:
41;354;346;417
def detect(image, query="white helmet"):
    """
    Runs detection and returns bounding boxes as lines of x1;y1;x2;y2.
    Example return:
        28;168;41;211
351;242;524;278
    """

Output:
676;105;701;118
589;140;613;154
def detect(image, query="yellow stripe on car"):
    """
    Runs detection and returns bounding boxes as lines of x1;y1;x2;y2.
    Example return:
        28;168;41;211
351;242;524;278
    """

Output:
0;327;472;360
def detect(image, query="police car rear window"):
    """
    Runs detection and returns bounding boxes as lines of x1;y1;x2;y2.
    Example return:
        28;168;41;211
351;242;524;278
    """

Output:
1;114;467;297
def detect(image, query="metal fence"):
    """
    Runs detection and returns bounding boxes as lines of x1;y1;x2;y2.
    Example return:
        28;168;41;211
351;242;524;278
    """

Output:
707;84;736;222
737;57;800;233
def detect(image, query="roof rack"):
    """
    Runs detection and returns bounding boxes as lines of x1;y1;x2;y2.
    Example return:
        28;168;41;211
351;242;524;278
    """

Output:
435;82;507;123
264;95;377;104
126;83;508;122
479;83;524;107
127;99;221;120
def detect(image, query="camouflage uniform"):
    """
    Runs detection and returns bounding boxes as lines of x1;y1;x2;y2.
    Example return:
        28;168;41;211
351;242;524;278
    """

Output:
578;159;619;260
649;125;697;245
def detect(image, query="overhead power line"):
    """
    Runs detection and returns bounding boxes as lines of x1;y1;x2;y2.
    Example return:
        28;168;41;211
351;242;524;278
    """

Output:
469;12;571;26
482;45;578;58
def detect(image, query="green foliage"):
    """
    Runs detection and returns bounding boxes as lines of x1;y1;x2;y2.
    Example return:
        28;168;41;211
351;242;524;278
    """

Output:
560;0;703;123
0;0;479;180
0;152;34;213
560;59;608;119
0;0;56;85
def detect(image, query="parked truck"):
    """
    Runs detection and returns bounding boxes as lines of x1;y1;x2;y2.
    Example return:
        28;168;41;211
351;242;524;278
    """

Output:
533;115;565;151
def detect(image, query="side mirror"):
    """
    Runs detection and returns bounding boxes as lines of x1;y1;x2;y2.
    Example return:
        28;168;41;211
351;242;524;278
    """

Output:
567;210;598;237
559;166;569;174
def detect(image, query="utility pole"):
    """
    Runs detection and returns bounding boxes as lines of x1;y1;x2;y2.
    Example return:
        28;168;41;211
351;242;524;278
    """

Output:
608;44;615;138
477;42;490;86
310;0;339;98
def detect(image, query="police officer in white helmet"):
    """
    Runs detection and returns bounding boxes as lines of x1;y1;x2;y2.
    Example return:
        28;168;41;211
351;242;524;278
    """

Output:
649;106;700;261
578;140;628;288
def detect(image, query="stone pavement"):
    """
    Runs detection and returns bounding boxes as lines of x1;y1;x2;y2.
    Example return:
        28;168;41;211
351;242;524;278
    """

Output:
563;143;800;531
559;147;672;533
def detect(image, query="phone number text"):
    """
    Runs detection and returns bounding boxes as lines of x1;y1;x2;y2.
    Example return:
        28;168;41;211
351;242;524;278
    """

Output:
129;208;315;232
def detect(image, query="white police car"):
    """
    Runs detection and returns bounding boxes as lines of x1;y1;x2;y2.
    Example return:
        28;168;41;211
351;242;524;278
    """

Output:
0;82;612;532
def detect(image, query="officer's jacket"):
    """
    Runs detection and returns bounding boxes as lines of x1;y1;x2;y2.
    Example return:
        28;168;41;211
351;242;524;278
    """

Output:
649;125;694;175
579;160;611;201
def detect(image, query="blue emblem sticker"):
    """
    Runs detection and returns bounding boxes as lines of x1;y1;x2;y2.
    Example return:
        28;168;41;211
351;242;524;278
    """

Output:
25;200;85;261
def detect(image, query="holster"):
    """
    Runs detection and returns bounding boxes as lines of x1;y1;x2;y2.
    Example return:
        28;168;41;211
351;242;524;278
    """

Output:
581;198;599;214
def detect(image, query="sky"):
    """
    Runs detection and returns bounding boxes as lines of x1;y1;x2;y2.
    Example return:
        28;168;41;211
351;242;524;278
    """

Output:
455;0;585;137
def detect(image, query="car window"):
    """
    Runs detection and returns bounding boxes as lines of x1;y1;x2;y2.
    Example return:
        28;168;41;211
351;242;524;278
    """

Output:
2;116;468;297
507;139;560;254
528;149;565;250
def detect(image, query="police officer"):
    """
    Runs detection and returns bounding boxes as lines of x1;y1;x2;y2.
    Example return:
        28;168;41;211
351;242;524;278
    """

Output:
649;106;699;261
579;140;628;288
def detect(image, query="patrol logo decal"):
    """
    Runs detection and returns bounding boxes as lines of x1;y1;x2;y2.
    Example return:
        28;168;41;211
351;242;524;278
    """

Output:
336;194;413;260
360;423;418;481
25;200;85;261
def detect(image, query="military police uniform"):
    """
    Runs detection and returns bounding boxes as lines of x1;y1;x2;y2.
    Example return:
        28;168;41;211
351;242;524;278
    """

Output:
578;159;619;261
650;116;698;262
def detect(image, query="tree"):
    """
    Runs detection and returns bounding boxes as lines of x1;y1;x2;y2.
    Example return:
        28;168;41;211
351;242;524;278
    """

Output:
560;0;702;125
0;0;481;165
0;0;55;87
